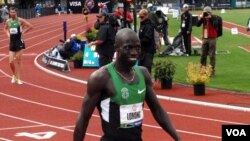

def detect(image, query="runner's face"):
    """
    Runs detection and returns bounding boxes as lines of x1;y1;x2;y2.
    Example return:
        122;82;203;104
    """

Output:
117;37;141;66
9;9;17;18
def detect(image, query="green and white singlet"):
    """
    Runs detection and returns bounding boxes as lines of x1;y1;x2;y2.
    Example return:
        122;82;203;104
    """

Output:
8;17;24;52
8;17;22;40
99;63;146;140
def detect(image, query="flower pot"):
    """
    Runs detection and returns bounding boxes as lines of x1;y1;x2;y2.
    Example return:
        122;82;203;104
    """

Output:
73;60;83;68
193;84;205;96
161;78;172;89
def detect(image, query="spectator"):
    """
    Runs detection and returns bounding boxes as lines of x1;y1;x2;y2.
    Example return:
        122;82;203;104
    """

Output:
88;13;116;67
60;34;82;59
57;4;62;15
197;6;218;76
247;17;250;32
138;9;156;74
85;0;94;12
98;2;109;14
35;4;42;17
113;2;133;28
180;4;192;56
73;28;182;141
1;5;9;24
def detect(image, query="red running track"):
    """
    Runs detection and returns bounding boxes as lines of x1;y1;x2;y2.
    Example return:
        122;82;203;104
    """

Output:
1;14;250;141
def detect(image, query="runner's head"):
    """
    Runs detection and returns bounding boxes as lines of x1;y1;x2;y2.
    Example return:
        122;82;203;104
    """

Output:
114;28;141;66
9;7;17;19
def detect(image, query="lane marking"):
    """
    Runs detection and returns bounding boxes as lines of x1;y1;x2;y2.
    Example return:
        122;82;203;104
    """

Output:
15;131;56;140
157;95;250;112
143;123;221;139
0;15;93;44
0;138;12;141
0;91;248;134
0;69;83;98
238;46;250;53
0;53;38;57
0;92;82;114
0;16;96;49
0;125;45;131
34;52;250;112
0;112;101;138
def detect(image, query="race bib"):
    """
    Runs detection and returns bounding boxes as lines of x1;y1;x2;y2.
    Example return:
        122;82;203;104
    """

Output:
120;103;143;125
182;21;185;28
9;28;18;34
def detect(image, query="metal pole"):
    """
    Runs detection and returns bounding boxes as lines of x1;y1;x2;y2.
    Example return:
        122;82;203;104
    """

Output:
63;21;67;41
133;0;137;32
123;0;127;28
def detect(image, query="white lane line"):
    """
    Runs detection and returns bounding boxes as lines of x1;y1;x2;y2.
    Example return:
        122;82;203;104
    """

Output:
61;124;221;139
0;18;96;62
0;137;13;141
1;90;246;125
0;53;38;57
223;26;250;38
0;20;83;49
0;92;82;114
34;51;87;84
238;46;250;53
157;95;250;112
143;123;221;139
0;15;92;45
34;51;250;112
0;91;247;139
0;112;101;138
0;125;44;131
0;69;82;98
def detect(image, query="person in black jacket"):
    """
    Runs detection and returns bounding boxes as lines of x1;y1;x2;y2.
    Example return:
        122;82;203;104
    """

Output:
138;9;156;74
180;4;192;56
88;13;116;67
149;10;170;46
247;17;250;32
196;6;218;76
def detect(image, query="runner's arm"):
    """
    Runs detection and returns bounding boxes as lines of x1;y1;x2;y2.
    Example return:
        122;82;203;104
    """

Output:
73;69;107;141
141;67;182;141
3;20;10;37
19;18;33;34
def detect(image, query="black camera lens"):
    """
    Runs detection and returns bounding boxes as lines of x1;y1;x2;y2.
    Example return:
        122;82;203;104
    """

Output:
203;12;209;17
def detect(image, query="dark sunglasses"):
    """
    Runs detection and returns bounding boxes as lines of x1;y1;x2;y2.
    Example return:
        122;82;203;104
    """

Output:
139;16;145;19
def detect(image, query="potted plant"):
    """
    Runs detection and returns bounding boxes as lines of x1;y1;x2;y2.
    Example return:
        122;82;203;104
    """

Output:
85;28;97;42
154;60;176;89
186;62;212;96
71;50;83;68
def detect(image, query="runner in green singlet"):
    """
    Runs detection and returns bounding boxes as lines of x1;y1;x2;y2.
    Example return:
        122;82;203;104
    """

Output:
73;28;182;141
82;5;89;23
3;7;33;84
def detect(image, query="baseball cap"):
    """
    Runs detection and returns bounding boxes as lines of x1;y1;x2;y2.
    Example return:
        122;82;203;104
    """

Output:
147;3;153;8
183;4;189;8
71;34;76;38
203;6;212;13
117;2;124;8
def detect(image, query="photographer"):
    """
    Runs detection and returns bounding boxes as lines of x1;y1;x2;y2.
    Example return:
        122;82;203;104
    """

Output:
180;4;192;56
149;10;170;46
197;6;218;76
113;2;133;28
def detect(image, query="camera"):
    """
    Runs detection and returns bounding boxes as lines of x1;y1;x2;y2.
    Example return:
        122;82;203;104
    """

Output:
203;12;209;17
